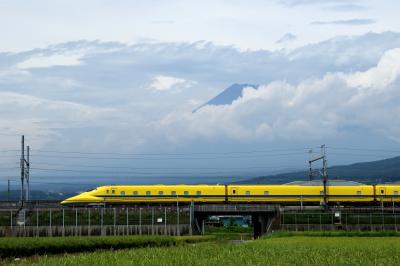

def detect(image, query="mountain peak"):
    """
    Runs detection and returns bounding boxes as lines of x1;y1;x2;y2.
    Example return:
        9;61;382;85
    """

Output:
194;83;257;112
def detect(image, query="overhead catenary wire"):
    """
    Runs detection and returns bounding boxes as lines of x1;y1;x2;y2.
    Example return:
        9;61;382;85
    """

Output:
29;161;301;170
29;167;304;176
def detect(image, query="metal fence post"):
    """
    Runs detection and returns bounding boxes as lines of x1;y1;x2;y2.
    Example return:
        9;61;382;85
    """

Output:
370;213;372;232
101;208;104;227
75;208;78;234
10;209;13;228
62;208;65;235
113;208;116;236
300;196;303;211
176;200;180;236
320;214;322;231
151;207;154;235
88;208;91;236
164;207;167;235
189;204;192;236
126;208;129;236
126;208;129;225
392;198;395;214
36;208;39;232
139;208;142;235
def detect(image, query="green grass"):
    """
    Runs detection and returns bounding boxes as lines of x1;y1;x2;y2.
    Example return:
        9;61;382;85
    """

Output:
270;230;400;238
7;235;400;265
0;235;213;258
204;226;253;240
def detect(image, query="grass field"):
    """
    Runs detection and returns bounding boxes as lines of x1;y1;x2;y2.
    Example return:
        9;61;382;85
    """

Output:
0;235;213;258
7;234;400;265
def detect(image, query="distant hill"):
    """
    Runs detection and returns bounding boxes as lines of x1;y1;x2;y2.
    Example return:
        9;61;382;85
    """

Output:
194;83;257;112
239;156;400;184
0;190;75;201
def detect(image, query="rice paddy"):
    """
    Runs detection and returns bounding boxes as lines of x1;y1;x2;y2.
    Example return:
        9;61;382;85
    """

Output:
5;233;400;266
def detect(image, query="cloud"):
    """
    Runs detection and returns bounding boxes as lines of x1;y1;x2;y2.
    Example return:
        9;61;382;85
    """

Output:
1;32;400;163
311;19;375;26
276;33;297;44
150;20;175;24
17;53;83;69
156;48;400;143
149;75;191;92
279;0;366;10
0;91;117;151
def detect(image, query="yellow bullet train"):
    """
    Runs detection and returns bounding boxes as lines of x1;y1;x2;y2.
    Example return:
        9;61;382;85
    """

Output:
61;180;400;206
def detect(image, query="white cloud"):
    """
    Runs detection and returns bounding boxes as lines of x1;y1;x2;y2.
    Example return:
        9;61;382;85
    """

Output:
149;75;193;92
17;53;83;69
1;33;400;163
155;48;400;143
0;92;117;150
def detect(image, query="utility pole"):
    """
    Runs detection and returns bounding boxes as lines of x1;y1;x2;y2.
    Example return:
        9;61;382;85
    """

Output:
7;179;10;202
308;144;328;207
20;135;25;207
321;145;328;207
308;149;313;181
26;146;30;202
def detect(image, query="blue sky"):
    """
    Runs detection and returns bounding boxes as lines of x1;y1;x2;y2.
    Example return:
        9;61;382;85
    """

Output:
1;0;400;187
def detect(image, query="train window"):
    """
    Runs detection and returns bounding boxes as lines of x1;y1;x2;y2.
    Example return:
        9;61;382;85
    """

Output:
233;189;236;194
356;191;361;195
133;191;138;196
394;191;399;195
120;191;125;196
381;189;385;194
171;191;176;196
264;191;269;195
246;191;250;196
184;191;189;196
196;191;201;196
159;191;163;195
146;191;151;196
112;190;115;194
106;190;109;194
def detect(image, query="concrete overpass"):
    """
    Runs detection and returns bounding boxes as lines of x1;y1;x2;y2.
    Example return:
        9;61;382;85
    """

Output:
192;204;281;238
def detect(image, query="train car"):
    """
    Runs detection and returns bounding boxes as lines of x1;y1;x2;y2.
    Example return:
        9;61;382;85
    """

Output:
61;184;226;205
227;181;375;204
227;184;322;203
375;184;400;202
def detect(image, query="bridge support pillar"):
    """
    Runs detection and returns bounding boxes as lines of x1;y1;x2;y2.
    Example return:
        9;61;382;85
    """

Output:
193;213;207;235
252;213;267;239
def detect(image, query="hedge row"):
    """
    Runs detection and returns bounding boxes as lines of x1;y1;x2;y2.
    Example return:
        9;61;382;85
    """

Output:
0;235;214;258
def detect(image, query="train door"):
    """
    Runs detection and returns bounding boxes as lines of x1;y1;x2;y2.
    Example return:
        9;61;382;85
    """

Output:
230;187;238;202
378;187;386;204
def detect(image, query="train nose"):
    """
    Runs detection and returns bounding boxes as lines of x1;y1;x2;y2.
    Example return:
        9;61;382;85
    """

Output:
60;194;102;205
